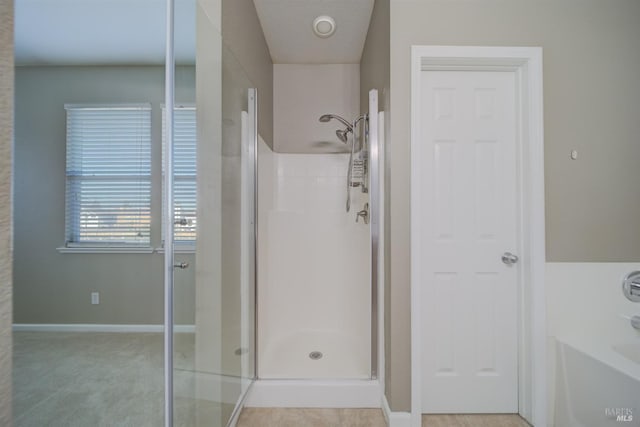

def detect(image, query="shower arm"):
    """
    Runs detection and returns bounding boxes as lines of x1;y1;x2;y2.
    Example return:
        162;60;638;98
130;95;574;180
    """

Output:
319;114;352;130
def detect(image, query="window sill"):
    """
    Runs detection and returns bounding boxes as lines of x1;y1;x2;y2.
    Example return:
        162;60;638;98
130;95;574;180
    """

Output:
155;246;196;254
57;246;155;254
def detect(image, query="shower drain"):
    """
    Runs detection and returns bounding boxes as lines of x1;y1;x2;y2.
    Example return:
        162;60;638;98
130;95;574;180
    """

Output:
308;351;323;360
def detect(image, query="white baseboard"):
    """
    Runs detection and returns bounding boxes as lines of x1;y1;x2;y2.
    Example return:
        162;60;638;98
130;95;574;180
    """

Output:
245;379;382;408
12;323;195;333
382;395;411;427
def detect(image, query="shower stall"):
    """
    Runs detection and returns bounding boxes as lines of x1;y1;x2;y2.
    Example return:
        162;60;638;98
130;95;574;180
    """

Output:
250;62;383;405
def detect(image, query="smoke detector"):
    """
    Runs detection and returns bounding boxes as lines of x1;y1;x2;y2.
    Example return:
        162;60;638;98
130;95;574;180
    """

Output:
312;15;336;38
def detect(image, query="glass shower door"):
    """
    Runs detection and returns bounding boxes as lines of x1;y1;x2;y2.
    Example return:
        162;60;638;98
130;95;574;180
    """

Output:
168;2;257;424
13;2;169;426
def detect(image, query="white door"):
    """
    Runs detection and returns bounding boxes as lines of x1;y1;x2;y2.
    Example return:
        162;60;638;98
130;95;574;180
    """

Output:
418;70;519;413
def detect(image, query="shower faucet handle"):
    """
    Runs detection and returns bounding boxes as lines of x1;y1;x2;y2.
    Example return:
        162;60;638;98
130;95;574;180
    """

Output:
356;203;369;225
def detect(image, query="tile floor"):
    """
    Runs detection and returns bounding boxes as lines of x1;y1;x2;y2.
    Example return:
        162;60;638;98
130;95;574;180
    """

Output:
14;332;532;427
423;414;531;427
237;408;386;427
236;408;531;427
13;332;231;427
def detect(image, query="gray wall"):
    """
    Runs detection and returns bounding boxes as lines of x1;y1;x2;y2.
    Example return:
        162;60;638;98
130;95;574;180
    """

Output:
389;0;640;411
360;0;398;412
14;66;196;325
222;0;273;149
275;64;360;153
0;0;13;422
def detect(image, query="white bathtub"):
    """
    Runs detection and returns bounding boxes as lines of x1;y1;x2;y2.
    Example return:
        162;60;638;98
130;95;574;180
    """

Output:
555;338;640;427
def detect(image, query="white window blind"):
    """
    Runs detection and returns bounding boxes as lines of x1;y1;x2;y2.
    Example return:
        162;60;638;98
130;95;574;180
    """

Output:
162;105;197;244
65;104;152;246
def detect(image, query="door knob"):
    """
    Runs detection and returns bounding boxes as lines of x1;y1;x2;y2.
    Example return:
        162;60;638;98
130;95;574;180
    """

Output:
173;262;189;269
502;252;519;265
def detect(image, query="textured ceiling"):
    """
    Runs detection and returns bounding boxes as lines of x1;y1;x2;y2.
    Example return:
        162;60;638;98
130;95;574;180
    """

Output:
253;0;374;64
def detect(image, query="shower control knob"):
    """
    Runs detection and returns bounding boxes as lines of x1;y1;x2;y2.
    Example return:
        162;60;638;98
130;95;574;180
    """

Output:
501;252;519;265
173;262;189;269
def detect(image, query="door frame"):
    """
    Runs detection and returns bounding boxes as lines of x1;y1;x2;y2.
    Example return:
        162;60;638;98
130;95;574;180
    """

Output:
410;46;546;427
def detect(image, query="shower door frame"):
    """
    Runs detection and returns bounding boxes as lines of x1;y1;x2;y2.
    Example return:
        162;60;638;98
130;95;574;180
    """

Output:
163;0;176;425
369;89;381;381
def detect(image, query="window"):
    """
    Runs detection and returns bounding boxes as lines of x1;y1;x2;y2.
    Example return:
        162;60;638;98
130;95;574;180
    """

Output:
65;104;152;247
162;105;197;244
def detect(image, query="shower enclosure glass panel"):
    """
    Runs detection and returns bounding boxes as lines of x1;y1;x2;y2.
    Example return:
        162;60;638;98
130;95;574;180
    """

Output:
169;3;257;423
12;1;168;425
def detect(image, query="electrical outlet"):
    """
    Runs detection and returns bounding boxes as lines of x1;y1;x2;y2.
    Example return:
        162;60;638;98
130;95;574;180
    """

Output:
91;292;100;305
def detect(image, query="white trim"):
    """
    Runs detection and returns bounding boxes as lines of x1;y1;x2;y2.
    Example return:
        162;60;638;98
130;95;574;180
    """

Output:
154;246;196;254
244;379;382;408
160;103;196;110
57;246;155;254
382;395;412;427
64;103;151;110
13;323;195;333
410;45;546;427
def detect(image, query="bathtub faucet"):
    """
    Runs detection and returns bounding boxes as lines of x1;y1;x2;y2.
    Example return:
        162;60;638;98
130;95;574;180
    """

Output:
622;271;640;303
630;281;640;298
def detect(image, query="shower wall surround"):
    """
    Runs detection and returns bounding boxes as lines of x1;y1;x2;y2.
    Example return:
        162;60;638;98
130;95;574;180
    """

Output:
258;139;371;379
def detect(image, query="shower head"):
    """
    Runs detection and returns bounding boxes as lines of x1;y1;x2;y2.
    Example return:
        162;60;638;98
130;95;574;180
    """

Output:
319;113;353;144
336;128;350;143
318;114;352;129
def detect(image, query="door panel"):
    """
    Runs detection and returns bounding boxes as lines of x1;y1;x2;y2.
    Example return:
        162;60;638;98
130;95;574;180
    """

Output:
419;70;519;413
